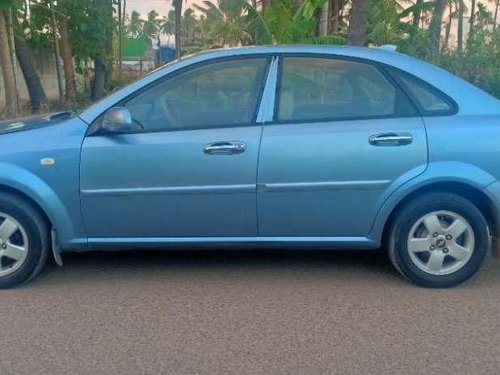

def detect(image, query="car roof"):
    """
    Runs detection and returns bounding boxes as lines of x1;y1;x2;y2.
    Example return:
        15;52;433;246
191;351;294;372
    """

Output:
80;45;500;124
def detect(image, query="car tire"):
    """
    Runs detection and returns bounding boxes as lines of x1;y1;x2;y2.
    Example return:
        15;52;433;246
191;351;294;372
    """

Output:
0;193;50;289
388;192;490;288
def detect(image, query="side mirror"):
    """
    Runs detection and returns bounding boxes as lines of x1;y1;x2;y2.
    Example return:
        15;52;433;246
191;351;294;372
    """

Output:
100;107;142;134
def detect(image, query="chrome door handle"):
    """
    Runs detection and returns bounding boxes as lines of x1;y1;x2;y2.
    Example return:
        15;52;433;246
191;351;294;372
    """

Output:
369;132;413;146
203;141;246;155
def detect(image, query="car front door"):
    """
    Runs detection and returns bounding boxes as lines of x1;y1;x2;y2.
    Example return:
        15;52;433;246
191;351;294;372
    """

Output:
257;56;427;238
80;57;269;240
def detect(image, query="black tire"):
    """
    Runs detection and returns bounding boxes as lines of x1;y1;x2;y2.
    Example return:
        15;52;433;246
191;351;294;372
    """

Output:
388;192;490;288
0;193;49;289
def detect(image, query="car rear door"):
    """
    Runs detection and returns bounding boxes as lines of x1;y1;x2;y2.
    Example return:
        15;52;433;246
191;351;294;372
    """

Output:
80;57;270;240
257;55;427;238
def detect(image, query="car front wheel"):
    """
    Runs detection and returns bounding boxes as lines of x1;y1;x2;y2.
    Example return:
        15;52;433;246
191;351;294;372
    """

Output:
388;192;490;288
0;193;49;289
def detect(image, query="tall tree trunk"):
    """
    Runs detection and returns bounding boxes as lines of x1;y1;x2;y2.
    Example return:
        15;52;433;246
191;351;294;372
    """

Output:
331;0;340;34
174;0;182;58
457;0;464;52
117;0;122;78
91;58;106;101
7;9;19;109
468;0;476;45
14;36;47;113
348;0;369;46
493;0;499;32
444;2;453;48
59;17;76;105
0;10;19;117
104;14;113;89
428;0;446;57
50;0;64;101
319;2;329;36
91;0;113;100
412;0;423;29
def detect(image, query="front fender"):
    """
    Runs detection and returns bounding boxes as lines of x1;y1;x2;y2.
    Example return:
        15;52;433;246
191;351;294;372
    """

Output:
0;162;85;249
369;161;498;244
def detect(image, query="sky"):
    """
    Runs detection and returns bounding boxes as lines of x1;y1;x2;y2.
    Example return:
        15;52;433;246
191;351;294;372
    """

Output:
126;0;172;16
126;0;203;17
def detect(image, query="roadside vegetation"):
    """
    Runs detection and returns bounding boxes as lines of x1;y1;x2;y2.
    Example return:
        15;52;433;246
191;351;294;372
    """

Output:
0;0;499;120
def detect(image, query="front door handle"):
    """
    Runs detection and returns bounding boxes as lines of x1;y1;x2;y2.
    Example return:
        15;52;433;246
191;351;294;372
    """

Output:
369;132;413;146
203;141;246;155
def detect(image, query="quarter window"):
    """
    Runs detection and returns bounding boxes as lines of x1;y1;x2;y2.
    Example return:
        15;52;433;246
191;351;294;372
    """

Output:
277;57;416;122
392;71;456;115
124;58;268;131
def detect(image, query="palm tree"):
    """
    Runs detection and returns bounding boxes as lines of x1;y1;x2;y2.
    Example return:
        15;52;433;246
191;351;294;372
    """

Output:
245;0;342;45
367;0;408;46
127;10;143;38
160;10;175;43
195;0;249;47
475;2;492;31
143;10;160;47
183;8;199;45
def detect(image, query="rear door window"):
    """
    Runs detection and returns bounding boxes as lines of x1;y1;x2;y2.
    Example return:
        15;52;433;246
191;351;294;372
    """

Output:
276;57;417;122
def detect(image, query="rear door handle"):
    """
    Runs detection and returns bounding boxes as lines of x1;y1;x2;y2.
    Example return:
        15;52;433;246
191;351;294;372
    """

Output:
369;132;413;146
203;141;246;155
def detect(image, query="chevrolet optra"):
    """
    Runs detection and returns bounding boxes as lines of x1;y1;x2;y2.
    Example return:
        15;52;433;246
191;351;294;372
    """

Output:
1;45;500;288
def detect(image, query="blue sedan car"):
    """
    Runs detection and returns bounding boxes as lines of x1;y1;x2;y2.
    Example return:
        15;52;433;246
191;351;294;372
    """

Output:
1;45;500;288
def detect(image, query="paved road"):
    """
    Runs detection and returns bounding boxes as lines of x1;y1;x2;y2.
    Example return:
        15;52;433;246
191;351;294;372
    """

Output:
1;250;500;375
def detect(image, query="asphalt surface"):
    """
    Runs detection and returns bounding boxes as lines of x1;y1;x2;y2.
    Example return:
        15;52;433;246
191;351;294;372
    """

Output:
1;249;500;375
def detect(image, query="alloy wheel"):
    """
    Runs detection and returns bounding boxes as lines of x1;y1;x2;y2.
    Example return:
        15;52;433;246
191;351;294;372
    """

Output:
0;213;29;277
407;210;475;276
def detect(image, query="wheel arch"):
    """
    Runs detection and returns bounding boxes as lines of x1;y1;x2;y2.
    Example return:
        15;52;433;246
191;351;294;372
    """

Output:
0;162;83;250
379;181;498;245
0;184;52;228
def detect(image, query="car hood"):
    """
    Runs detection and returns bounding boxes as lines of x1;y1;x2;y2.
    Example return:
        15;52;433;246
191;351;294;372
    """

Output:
0;112;74;135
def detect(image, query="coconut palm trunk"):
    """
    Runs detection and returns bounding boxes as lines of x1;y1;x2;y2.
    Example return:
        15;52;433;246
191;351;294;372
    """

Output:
457;0;464;52
428;0;446;56
348;0;369;46
174;0;182;58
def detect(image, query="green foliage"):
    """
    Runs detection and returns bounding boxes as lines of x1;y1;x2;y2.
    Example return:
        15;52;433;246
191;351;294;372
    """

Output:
3;0;499;116
0;0;22;11
245;0;330;44
432;31;500;98
194;0;250;47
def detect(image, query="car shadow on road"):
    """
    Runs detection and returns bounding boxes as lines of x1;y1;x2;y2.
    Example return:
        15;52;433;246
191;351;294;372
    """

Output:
32;248;407;288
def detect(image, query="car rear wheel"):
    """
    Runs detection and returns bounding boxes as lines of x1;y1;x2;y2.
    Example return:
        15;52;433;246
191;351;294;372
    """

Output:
0;193;49;289
388;192;490;288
